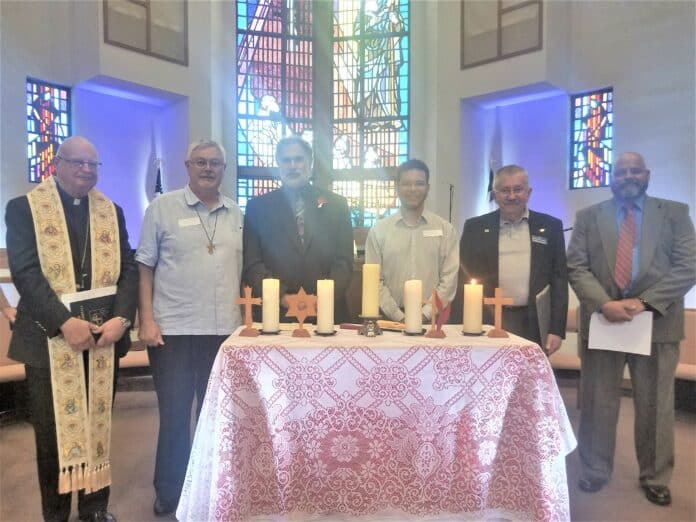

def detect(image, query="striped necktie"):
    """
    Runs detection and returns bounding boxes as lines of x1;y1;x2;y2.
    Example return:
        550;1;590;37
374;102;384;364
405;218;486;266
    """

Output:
294;197;305;244
614;204;635;290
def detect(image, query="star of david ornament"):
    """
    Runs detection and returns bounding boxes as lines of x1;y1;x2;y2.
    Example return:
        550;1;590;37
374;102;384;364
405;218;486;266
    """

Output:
285;287;317;337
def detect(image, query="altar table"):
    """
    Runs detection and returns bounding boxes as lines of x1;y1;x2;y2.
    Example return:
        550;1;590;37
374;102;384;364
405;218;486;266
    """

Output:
177;325;576;521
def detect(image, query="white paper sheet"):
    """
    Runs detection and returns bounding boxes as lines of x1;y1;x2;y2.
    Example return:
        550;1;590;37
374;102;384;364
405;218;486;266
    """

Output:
60;285;117;307
535;284;551;345
588;311;653;355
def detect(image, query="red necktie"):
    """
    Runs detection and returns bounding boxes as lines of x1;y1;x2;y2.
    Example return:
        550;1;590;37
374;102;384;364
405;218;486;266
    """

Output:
614;204;635;290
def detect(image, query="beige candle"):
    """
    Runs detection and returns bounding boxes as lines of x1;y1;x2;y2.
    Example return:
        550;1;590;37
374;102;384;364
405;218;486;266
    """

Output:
362;263;380;317
316;279;334;333
403;279;422;333
463;279;483;334
262;278;279;332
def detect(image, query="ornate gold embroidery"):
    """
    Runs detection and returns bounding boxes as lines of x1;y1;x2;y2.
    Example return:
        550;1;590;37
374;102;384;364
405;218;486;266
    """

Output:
27;177;120;494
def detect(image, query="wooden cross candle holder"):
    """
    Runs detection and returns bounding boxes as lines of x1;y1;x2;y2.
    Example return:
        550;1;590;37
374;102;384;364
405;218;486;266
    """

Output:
484;287;513;338
236;286;262;337
285;287;317;337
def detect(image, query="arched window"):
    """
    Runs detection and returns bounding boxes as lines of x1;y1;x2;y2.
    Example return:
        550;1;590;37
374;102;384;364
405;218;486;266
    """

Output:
236;0;409;225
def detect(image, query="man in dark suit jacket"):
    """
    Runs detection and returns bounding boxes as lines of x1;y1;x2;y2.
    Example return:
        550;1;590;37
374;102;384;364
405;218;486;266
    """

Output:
567;152;696;505
457;164;567;353
243;136;353;322
5;136;138;522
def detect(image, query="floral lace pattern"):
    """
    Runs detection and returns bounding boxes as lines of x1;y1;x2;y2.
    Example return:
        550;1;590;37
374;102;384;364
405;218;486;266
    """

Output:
178;327;575;522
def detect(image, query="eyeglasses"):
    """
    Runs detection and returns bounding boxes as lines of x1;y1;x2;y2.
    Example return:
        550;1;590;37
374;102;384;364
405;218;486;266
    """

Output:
188;158;225;169
495;186;527;196
57;156;102;170
614;167;646;177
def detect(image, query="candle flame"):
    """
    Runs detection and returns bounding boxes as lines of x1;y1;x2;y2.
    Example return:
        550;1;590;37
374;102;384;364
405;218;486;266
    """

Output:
470;279;477;285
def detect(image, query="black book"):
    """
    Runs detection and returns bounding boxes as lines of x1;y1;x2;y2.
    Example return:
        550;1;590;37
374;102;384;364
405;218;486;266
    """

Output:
61;286;117;338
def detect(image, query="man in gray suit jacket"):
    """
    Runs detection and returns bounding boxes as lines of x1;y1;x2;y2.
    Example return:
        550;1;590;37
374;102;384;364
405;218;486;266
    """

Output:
567;152;696;506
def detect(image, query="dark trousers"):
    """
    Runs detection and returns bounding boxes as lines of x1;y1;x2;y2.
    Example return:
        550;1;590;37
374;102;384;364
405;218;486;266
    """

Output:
501;305;540;344
25;351;118;522
147;335;226;509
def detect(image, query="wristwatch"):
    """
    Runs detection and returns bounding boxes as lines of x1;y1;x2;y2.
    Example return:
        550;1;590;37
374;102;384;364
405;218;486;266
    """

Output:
116;316;132;329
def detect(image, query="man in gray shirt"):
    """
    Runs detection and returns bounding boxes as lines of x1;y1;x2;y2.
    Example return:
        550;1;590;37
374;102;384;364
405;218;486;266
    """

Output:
136;140;243;516
365;159;459;322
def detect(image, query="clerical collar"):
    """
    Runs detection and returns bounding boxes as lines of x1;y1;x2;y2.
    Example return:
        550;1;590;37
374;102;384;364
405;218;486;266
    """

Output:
55;180;87;207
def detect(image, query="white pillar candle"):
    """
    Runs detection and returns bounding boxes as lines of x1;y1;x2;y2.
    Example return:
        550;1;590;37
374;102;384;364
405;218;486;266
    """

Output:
316;279;334;333
262;278;280;332
361;263;380;317
403;279;422;333
463;279;483;334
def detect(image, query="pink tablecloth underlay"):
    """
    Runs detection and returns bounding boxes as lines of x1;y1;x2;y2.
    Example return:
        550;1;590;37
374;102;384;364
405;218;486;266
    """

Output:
177;325;576;522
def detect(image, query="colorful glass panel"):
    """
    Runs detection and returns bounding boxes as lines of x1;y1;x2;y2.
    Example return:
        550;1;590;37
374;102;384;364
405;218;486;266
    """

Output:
237;177;281;213
332;0;409;170
237;0;313;170
333;178;398;227
236;0;409;226
570;87;613;189
26;78;71;183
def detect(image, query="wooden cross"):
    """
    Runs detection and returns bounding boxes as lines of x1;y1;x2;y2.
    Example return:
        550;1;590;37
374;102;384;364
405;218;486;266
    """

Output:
285;287;317;337
235;286;262;337
483;287;513;338
424;289;446;339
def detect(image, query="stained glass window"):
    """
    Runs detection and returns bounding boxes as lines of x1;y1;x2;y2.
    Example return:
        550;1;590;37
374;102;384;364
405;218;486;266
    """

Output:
26;78;71;183
570;87;613;189
236;0;409;225
331;0;409;225
237;177;281;213
332;179;399;227
236;0;314;174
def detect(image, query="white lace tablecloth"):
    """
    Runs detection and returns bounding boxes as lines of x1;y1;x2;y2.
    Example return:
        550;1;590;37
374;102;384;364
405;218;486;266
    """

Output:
177;325;576;522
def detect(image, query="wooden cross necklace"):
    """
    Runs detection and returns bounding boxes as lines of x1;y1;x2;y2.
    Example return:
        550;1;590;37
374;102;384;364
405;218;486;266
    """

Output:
195;209;219;254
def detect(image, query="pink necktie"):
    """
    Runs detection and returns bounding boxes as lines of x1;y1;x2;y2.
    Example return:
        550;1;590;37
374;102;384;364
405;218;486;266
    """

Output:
614;204;635;290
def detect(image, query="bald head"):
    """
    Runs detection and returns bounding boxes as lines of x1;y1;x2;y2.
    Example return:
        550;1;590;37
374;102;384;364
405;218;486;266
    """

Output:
54;136;100;198
56;136;97;159
614;152;647;171
611;152;650;203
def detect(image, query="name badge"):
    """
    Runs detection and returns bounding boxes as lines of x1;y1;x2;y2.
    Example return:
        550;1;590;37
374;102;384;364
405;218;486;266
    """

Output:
532;235;548;245
423;229;443;238
178;217;200;228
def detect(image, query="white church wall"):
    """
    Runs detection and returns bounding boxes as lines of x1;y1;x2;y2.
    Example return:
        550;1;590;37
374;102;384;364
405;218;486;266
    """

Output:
71;87;188;247
451;1;695;306
560;0;695;306
73;88;158;247
496;94;571;229
456;101;488;226
210;0;237;201
0;0;76;231
570;0;695;212
0;0;216;245
95;0;212;140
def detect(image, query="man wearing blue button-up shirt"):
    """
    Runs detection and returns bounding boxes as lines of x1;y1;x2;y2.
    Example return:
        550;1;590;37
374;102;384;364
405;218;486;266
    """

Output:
568;152;696;506
136;140;243;516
